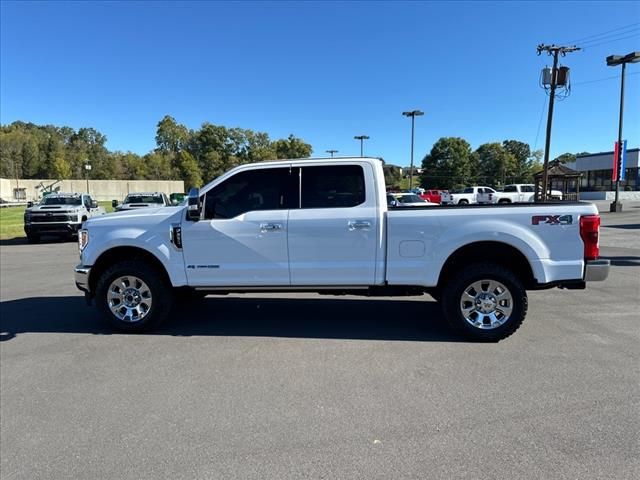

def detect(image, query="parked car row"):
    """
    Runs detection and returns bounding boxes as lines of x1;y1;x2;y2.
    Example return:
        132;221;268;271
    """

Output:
387;193;438;207
23;191;186;243
398;184;565;206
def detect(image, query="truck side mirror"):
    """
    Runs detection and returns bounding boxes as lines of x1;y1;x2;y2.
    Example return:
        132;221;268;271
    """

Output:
27;201;33;208
90;201;98;209
186;187;201;221
112;199;119;208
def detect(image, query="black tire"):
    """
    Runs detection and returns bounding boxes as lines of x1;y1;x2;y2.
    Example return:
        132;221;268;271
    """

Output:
441;262;527;342
498;199;510;204
458;199;469;205
95;259;174;333
26;234;40;244
427;288;441;302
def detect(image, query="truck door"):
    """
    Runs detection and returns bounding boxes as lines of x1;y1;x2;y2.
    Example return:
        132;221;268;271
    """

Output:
181;166;296;286
287;164;379;285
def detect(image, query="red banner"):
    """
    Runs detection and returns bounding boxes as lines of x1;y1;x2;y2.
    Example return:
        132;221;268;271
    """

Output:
612;141;620;181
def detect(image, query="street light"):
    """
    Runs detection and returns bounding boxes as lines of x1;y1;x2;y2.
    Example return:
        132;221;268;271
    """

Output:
402;110;424;190
326;149;338;158
606;51;639;213
84;161;92;194
353;135;369;157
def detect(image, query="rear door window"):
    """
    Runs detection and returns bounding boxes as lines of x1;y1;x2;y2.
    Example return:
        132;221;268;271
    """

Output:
300;165;365;209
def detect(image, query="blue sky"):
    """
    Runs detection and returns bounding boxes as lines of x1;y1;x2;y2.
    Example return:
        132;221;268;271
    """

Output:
1;1;639;166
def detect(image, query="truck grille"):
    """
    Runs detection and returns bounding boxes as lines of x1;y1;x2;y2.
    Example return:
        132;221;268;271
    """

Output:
30;214;72;223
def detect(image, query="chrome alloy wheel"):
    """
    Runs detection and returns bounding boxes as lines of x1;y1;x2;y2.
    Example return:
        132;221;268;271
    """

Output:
459;279;513;330
107;276;153;323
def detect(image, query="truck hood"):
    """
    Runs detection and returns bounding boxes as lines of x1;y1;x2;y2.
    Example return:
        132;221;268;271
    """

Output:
26;205;84;214
85;206;184;228
115;203;164;211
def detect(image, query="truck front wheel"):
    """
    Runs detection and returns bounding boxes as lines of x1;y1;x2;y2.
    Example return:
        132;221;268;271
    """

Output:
441;263;527;342
95;260;173;332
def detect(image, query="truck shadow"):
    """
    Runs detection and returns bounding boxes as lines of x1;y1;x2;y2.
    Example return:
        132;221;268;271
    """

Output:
0;296;463;343
0;236;73;246
600;255;640;267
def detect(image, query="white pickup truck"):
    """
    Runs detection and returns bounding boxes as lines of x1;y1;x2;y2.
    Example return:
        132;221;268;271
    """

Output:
492;184;564;204
24;193;106;243
442;186;497;205
75;158;609;341
112;192;171;211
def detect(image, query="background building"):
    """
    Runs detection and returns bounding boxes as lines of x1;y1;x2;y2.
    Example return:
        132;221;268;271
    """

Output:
566;148;639;199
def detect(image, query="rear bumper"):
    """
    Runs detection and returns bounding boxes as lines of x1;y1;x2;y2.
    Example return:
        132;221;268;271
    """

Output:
585;259;610;282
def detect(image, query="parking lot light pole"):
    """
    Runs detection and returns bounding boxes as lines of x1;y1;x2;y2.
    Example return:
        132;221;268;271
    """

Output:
326;149;338;158
84;162;92;194
354;135;369;157
402;110;424;190
606;51;639;213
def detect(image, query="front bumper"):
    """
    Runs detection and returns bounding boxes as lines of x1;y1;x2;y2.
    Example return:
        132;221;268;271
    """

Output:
25;222;81;236
75;265;91;293
585;259;610;282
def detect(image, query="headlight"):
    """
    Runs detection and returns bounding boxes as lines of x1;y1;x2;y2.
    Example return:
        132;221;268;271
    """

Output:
78;229;89;252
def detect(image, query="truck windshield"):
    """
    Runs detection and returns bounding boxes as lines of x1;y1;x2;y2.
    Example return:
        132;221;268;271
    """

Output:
41;197;81;206
124;195;163;204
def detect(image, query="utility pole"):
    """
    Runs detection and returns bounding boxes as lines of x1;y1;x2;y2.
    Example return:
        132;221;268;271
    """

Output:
537;44;580;201
84;161;92;194
606;52;639;212
402;110;424;190
326;149;338;158
354;135;369;157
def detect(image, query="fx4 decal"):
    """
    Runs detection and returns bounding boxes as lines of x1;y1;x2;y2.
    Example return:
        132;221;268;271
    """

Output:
531;215;573;225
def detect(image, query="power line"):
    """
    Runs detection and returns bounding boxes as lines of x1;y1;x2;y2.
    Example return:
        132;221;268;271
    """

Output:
579;29;640;47
573;71;640;86
532;94;547;153
563;22;640;45
580;33;640;49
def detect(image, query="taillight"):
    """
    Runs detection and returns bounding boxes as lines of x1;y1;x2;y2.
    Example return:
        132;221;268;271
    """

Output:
580;215;600;260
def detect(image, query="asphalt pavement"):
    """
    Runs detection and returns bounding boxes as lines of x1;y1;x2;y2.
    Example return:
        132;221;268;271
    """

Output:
1;201;639;479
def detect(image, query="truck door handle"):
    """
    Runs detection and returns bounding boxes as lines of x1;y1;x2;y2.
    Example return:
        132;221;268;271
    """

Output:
348;221;371;231
260;223;283;232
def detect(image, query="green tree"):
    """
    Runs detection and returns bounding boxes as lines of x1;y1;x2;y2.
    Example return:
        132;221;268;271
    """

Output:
383;164;403;188
21;140;39;177
526;149;544;181
52;156;72;179
272;134;312;159
502;140;531;183
144;152;173;180
175;150;203;189
553;152;576;164
420;137;473;189
475;142;516;187
156;115;190;153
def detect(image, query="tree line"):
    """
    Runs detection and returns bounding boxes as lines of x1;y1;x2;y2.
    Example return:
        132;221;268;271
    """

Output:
1;118;585;191
419;137;587;190
0;116;313;189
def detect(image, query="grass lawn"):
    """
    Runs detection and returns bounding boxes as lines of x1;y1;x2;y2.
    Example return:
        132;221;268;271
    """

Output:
0;202;114;240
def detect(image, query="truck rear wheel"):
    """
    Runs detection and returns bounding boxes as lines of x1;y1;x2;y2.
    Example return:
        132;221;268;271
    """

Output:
95;260;173;333
441;262;527;342
458;199;469;205
26;234;40;244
